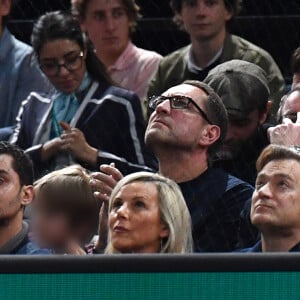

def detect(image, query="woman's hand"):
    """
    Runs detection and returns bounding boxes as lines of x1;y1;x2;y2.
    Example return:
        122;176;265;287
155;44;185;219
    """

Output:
60;122;98;165
90;163;123;252
41;137;64;161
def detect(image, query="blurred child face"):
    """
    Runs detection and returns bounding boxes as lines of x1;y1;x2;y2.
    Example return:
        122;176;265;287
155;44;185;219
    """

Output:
33;208;72;253
108;182;169;253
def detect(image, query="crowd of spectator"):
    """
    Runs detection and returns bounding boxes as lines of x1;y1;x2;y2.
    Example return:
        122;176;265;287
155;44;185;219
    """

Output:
1;0;300;255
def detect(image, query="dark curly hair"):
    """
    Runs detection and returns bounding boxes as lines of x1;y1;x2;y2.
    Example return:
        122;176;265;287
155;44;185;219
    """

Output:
0;142;33;186
170;0;242;27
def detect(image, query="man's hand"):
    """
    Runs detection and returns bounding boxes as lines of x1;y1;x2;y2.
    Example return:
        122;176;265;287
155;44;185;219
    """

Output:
60;122;98;165
268;112;300;147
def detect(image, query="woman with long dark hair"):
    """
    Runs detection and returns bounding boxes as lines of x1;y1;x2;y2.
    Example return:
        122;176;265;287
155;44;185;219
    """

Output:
10;11;156;178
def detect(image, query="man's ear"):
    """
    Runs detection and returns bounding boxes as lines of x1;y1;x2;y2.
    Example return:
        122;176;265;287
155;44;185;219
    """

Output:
199;125;221;147
259;101;272;125
224;7;234;22
20;185;34;206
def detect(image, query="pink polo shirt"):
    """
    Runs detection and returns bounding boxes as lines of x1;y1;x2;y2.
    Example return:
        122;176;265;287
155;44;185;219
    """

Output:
107;42;162;101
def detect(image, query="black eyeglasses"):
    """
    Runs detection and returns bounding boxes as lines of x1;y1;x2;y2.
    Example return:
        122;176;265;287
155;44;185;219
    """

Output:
39;51;84;76
149;95;212;124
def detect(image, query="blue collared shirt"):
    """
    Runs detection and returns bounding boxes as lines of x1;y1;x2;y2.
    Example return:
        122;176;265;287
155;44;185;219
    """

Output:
0;27;53;127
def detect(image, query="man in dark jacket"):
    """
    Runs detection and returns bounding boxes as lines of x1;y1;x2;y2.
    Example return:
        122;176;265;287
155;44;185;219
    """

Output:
244;144;300;252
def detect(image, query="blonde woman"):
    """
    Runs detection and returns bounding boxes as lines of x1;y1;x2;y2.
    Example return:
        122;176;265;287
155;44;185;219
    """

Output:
105;172;193;254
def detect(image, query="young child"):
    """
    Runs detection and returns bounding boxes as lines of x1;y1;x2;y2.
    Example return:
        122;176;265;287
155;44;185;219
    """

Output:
32;165;99;254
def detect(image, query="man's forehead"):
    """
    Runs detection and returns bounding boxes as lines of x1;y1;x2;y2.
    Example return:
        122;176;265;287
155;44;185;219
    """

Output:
259;159;300;179
163;84;206;100
0;154;13;171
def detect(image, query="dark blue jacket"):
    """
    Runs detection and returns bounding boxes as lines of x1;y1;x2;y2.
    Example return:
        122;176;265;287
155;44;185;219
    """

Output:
10;82;157;177
179;168;256;252
241;240;300;252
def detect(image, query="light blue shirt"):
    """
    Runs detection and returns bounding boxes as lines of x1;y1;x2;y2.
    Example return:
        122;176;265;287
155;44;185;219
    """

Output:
0;27;53;127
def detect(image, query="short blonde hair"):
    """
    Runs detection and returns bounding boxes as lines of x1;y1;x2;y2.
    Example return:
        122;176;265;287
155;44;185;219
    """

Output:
34;165;99;243
106;172;193;254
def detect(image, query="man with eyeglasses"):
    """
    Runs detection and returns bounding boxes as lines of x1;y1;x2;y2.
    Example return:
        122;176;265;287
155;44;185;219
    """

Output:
91;80;257;252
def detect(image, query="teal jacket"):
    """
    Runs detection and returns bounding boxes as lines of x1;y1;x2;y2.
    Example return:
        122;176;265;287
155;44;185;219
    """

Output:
148;34;285;120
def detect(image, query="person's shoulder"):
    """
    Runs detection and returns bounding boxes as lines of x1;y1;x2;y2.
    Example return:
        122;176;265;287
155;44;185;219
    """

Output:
133;45;163;60
15;240;51;255
92;83;140;107
158;45;190;67
228;34;275;62
101;84;138;101
226;171;254;191
6;30;33;56
239;241;262;253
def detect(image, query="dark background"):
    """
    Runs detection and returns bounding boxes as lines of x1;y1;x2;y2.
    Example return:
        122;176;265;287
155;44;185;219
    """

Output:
8;0;300;82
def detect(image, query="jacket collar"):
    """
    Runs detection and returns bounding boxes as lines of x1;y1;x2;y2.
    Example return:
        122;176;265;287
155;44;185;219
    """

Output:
0;27;13;61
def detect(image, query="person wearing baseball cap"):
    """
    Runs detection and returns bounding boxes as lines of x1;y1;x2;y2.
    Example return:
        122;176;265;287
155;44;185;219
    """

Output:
204;59;272;186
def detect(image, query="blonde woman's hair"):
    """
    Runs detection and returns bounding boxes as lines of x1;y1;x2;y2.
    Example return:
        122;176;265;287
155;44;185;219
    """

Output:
34;165;99;243
106;172;193;254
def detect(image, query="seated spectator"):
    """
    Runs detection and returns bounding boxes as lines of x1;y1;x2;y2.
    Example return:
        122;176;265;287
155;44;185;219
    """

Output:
32;165;98;254
91;80;256;252
0;142;49;254
246;144;300;252
147;0;285;119
105;172;193;254
205;60;272;186
291;47;300;89
0;0;53;140
71;0;162;101
10;11;156;178
268;85;300;147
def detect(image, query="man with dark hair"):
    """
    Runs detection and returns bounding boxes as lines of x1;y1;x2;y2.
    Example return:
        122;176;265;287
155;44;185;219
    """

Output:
291;47;300;89
71;0;162;101
0;0;52;139
0;142;49;254
91;81;256;252
148;0;284;119
245;144;300;252
204;60;272;186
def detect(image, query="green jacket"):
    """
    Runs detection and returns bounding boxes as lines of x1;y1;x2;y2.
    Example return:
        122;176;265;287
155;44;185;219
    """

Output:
147;34;285;120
